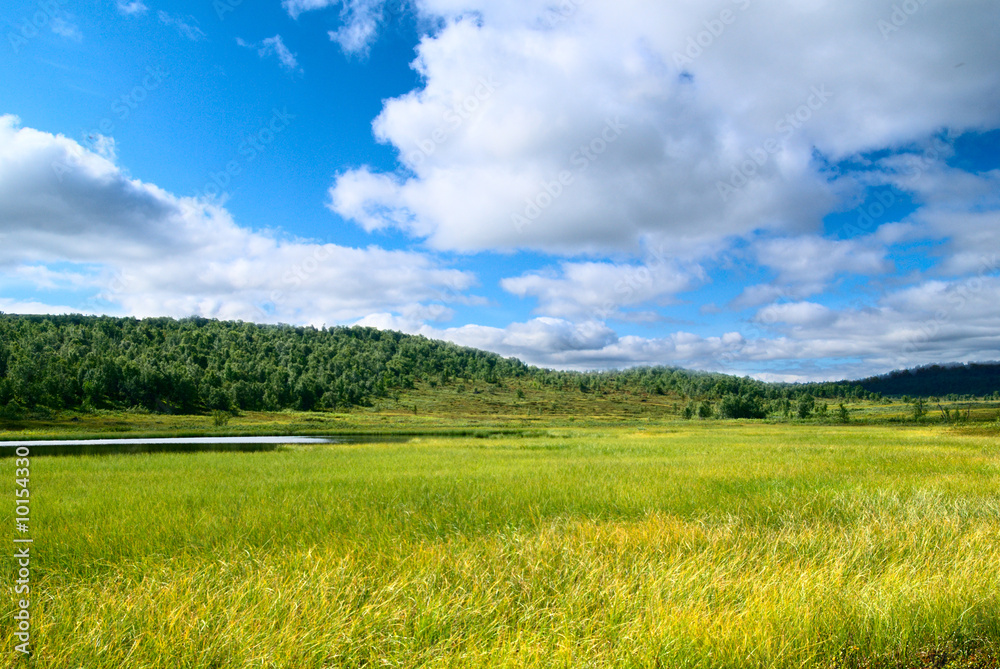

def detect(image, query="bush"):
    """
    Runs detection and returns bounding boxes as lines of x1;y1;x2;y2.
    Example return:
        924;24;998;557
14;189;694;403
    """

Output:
0;402;25;420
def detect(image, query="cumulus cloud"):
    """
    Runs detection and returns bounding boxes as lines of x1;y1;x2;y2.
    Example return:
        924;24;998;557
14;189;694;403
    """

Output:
732;235;890;308
0;298;98;316
326;0;1000;254
8;0;1000;383
0;115;475;326
357;313;754;372
863;163;1000;277
360;268;1000;379
501;259;702;321
4;107;995;380
315;0;1000;380
754;302;836;329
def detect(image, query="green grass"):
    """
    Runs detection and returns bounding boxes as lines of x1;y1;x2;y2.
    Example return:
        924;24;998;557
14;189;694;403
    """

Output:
4;422;1000;667
3;383;998;442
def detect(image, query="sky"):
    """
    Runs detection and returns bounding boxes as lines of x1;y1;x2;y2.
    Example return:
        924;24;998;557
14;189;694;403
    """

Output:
1;0;999;382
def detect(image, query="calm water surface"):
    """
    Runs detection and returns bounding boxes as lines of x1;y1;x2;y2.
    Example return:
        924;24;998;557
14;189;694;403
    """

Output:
0;435;408;456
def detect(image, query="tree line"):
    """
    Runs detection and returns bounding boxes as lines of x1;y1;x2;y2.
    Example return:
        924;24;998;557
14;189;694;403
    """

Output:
0;313;898;416
0;314;528;413
854;363;1000;399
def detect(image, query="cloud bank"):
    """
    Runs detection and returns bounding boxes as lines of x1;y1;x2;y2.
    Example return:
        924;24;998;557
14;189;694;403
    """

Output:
0;115;474;326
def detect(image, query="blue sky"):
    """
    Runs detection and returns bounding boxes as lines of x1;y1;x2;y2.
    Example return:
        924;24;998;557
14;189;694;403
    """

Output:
1;0;999;381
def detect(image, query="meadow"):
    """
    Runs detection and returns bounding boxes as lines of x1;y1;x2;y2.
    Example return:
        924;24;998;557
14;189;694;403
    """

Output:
3;421;1000;667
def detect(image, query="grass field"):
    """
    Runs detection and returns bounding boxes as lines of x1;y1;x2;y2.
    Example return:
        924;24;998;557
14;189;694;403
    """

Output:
4;422;1000;667
2;382;998;442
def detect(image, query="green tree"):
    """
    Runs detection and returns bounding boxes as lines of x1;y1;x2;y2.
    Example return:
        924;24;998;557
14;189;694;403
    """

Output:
718;394;767;419
797;395;815;419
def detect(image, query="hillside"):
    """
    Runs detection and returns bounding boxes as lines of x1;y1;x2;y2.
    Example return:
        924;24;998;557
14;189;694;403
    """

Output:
4;313;988;418
0;314;530;413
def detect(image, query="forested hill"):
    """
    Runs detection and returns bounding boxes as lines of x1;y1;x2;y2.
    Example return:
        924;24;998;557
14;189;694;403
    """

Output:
4;313;995;417
0;314;530;413
0;313;880;415
853;363;1000;398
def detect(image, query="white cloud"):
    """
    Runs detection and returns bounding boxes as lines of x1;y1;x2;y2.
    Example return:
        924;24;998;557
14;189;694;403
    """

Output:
328;0;387;55
158;11;206;41
87;133;117;161
356;314;621;365
0;298;98;316
9;265;97;291
365;314;758;372
326;0;999;254
754;302;836;329
4;107;994;381
282;0;392;55
239;35;303;74
51;17;83;41
356;268;1000;380
875;165;1000;276
834;160;1000;277
732;235;890;308
0;115;476;326
116;1;149;16
756;236;888;284
283;0;338;19
501;259;702;321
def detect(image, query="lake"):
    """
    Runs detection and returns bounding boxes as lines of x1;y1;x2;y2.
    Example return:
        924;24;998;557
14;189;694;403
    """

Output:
0;435;408;456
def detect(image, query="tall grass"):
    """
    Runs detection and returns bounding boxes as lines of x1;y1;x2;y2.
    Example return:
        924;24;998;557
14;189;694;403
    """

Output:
3;423;1000;667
